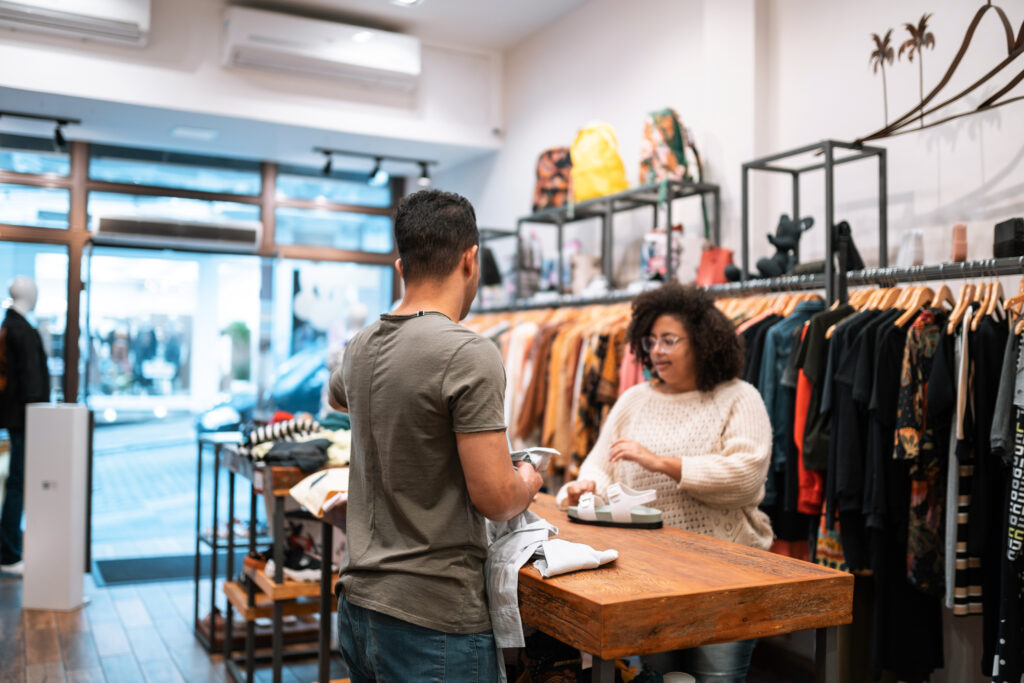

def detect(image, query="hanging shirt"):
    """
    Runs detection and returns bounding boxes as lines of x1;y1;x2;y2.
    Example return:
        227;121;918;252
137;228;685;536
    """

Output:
757;300;825;495
892;308;948;596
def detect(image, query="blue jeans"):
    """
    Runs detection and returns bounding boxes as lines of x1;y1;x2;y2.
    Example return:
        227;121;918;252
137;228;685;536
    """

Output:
0;431;24;565
337;593;499;683
644;639;757;683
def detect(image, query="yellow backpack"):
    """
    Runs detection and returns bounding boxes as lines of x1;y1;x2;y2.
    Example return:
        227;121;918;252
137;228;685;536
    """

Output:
570;122;628;202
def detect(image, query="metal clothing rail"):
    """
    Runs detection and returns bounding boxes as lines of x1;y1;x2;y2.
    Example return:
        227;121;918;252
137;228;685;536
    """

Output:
473;258;1024;314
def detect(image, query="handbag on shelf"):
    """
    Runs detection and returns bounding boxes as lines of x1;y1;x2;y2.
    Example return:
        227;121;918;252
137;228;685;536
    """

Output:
532;147;573;212
570;122;628;203
696;244;733;286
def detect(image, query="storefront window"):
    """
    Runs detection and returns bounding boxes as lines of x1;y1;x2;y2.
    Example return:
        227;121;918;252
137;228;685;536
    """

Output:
0;242;68;401
0;133;70;176
87;192;260;229
0;183;70;229
89;145;262;195
266;259;393;417
274;207;393;253
276;169;391;207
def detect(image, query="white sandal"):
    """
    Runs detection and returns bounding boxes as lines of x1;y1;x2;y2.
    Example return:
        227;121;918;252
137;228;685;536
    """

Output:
567;483;663;529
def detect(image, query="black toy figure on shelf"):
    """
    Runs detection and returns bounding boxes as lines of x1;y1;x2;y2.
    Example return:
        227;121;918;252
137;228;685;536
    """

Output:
726;214;814;281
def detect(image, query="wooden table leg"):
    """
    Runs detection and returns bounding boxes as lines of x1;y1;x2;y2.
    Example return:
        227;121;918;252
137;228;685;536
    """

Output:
815;626;839;683
591;656;615;683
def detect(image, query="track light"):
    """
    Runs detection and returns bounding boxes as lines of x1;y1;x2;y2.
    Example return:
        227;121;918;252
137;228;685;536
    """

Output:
53;122;66;149
368;158;389;187
313;147;434;188
0;111;81;149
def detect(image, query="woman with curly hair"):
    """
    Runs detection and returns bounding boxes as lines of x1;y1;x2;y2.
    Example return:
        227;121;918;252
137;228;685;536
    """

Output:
558;283;773;681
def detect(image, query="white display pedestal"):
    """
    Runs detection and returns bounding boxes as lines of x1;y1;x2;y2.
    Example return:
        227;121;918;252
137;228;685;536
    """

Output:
22;403;89;611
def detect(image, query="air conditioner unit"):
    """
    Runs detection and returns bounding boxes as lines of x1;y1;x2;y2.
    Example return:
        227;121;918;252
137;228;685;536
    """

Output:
92;216;262;254
0;0;150;45
222;6;421;91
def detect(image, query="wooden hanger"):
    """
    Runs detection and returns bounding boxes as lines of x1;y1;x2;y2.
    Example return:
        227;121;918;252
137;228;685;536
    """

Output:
984;280;1004;320
1002;279;1024;335
947;283;975;334
879;287;902;309
867;287;888;310
894;287;934;327
972;281;1001;331
930;284;955;310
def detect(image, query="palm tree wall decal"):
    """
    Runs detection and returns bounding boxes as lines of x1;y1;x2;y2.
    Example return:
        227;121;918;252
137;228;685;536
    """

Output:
857;3;1023;144
899;13;937;128
871;29;896;125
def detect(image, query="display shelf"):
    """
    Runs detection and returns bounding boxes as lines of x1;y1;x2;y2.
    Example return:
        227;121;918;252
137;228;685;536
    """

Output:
740;139;888;304
199;533;274;551
194;613;321;652
515;180;721;295
223;580;332;621
245;565;339;601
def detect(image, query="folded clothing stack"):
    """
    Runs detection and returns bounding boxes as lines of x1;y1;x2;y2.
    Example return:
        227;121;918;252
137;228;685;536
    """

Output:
237;416;351;469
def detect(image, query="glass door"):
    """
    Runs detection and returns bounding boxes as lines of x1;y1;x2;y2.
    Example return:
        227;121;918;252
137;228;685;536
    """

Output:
84;246;262;565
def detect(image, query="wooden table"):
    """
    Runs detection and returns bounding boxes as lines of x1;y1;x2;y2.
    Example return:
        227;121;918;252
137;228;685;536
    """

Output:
519;495;853;683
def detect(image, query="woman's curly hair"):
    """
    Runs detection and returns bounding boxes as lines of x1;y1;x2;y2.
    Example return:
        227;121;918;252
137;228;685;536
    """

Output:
626;283;743;392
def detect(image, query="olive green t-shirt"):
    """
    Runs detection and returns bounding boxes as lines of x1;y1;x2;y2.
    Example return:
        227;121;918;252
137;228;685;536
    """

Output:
330;311;506;633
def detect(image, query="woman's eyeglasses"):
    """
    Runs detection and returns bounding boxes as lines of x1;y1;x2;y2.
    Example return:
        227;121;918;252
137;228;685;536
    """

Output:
640;335;686;353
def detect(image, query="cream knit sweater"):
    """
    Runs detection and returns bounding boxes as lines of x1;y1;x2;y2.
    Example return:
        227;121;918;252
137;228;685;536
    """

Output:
572;378;774;550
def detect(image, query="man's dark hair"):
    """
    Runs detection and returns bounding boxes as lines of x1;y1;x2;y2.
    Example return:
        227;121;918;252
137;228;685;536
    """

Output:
394;189;479;283
625;283;743;392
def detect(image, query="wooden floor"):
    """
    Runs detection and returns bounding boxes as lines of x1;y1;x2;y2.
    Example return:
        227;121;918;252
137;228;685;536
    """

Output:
0;574;339;683
0;572;800;683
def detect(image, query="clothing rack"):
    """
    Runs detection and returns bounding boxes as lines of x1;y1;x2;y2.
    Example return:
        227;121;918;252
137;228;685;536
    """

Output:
709;257;1024;297
472;257;1024;314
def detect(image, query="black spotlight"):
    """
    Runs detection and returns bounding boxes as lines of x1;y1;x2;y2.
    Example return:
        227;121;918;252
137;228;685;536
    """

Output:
417;161;431;187
322;152;333;176
367;157;382;181
54;122;66;149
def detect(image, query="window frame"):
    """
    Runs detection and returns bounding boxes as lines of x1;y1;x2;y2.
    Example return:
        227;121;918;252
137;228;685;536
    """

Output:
0;138;402;405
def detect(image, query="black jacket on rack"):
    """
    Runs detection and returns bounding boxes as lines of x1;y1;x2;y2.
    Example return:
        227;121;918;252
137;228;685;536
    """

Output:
0;308;50;432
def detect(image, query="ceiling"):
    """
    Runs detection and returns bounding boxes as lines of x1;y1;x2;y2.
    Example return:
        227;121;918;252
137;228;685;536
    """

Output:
0;86;491;176
0;1;587;175
239;0;587;50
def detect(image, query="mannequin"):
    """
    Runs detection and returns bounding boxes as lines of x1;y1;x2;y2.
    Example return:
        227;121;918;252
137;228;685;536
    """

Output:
0;276;50;575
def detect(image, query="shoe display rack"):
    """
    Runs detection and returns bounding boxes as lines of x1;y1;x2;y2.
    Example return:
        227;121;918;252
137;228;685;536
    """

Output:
193;433;340;683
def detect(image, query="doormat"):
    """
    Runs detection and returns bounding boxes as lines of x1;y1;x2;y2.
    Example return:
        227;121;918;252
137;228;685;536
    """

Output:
93;552;244;586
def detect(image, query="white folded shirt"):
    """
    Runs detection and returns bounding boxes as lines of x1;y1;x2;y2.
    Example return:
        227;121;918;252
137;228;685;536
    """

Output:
532;538;618;578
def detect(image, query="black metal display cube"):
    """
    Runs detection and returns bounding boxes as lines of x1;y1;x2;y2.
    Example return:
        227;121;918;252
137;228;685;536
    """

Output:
741;140;888;304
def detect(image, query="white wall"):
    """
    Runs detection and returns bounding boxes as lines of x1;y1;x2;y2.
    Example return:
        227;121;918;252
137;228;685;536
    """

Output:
763;0;1024;268
436;0;770;287
0;0;503;162
440;0;1024;283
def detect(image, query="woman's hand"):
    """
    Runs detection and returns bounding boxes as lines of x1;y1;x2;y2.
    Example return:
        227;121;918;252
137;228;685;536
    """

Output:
564;479;597;507
609;440;663;473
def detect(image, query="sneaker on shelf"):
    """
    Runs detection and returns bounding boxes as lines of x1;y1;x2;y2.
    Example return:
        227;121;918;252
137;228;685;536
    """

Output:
243;545;273;571
0;560;24;576
265;547;333;583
